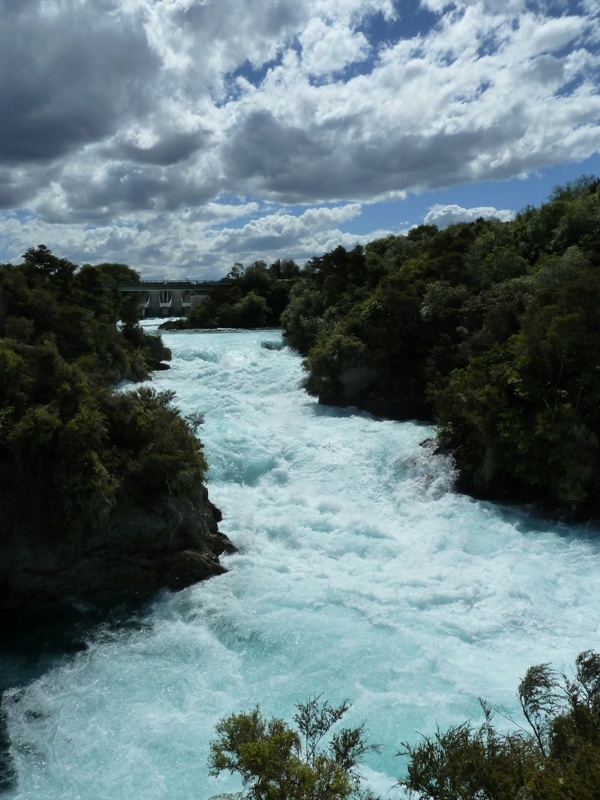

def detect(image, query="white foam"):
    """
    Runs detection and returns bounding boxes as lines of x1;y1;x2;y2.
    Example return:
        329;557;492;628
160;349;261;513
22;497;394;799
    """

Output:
4;329;600;799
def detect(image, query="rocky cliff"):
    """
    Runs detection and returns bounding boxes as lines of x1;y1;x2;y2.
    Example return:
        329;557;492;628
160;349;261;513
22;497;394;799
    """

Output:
0;484;236;616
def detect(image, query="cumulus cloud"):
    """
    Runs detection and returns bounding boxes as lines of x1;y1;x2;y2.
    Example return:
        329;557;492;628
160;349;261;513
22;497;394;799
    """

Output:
205;203;363;257
423;203;515;227
0;202;370;278
0;0;598;274
299;17;371;76
0;0;158;163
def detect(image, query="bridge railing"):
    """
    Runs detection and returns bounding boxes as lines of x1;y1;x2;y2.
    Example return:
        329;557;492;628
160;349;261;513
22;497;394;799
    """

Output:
118;279;232;291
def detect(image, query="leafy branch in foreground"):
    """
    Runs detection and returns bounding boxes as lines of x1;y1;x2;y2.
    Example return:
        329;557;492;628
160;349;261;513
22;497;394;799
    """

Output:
398;651;600;800
209;654;600;800
208;696;381;800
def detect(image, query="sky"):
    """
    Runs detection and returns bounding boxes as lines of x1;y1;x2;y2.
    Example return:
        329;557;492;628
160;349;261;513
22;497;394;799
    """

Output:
0;0;599;279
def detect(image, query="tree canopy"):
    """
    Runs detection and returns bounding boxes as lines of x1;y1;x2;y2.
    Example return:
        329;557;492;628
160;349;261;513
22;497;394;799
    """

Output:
162;258;301;331
281;177;600;518
0;246;212;611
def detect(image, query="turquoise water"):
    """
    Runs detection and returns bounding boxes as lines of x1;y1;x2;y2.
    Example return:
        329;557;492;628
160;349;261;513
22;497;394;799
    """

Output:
2;328;600;799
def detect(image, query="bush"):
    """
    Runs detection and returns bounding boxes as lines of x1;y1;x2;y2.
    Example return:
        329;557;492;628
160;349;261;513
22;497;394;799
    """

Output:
398;652;600;800
209;696;381;800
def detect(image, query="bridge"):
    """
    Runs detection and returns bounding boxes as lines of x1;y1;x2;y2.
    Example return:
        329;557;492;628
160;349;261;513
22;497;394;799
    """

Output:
119;279;229;318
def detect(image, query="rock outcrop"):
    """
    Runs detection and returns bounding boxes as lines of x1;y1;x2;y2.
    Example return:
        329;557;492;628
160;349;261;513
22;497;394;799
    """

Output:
0;485;236;617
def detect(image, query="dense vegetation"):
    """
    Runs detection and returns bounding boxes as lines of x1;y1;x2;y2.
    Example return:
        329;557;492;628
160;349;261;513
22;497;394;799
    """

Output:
209;652;600;800
281;177;600;518
161;258;301;330
0;246;216;611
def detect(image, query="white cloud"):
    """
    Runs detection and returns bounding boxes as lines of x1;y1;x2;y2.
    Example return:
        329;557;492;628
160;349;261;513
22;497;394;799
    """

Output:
201;203;365;267
0;203;368;278
0;0;598;273
423;203;515;227
300;17;370;76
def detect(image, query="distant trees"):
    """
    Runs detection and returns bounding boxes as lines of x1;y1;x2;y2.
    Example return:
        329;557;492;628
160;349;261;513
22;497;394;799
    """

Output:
177;257;301;331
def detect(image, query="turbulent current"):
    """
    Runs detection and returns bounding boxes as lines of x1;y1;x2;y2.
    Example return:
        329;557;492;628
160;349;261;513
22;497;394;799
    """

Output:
2;328;600;799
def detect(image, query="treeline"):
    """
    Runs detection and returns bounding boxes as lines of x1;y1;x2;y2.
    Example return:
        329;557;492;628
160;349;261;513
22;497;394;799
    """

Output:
0;246;215;610
280;176;600;519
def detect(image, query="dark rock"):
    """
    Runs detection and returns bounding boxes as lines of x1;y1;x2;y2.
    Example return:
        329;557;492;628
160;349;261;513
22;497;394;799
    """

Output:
161;550;227;591
0;485;236;616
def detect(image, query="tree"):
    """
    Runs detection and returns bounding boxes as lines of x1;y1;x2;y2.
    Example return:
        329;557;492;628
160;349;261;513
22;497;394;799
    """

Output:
280;282;327;354
208;696;381;800
398;704;536;800
229;291;270;328
93;262;141;285
226;263;245;280
280;177;600;518
269;259;301;279
22;244;77;289
240;261;272;294
398;652;600;800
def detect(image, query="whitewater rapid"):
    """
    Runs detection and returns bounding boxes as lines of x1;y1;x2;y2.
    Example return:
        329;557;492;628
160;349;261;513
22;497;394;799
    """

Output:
2;328;599;799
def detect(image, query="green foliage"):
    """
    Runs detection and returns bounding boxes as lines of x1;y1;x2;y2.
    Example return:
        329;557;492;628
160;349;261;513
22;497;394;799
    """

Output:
280;282;327;354
0;247;206;553
399;704;536;800
208;696;380;800
188;299;218;328
435;243;600;512
304;332;373;407
269;259;301;280
181;258;301;331
399;652;600;800
209;653;600;800
107;386;207;504
93;261;142;285
229;291;270;328
22;244;76;290
282;177;600;518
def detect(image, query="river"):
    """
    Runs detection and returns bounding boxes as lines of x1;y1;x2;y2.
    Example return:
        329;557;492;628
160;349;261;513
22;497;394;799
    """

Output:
2;328;600;799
